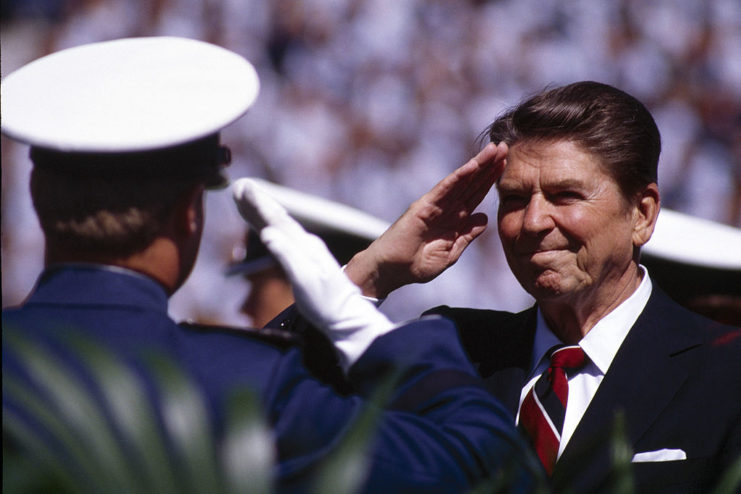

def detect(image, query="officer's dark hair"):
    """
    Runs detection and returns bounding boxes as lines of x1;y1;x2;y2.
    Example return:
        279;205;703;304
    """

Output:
30;165;200;258
482;81;661;199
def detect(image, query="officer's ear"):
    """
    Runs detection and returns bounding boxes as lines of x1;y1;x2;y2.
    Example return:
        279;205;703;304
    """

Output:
172;184;206;237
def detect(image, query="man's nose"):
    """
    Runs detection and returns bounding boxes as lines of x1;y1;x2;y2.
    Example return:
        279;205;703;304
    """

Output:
521;195;554;234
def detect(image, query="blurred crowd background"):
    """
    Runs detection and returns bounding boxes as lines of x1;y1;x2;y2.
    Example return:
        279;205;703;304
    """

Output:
2;0;740;326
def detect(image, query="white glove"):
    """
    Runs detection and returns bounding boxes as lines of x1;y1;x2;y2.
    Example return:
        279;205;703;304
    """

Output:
232;178;395;370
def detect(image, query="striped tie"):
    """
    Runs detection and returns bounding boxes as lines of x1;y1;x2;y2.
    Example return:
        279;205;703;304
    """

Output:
519;345;588;475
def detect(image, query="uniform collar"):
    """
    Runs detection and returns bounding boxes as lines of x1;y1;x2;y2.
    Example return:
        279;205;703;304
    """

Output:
27;263;170;314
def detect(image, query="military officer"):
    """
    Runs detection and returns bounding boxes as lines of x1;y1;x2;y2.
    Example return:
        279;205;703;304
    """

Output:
1;37;534;493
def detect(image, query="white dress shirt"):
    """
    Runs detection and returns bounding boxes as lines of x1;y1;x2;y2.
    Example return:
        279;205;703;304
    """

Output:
516;267;653;458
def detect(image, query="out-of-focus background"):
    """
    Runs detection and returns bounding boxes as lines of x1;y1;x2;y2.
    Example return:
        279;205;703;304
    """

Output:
2;0;740;326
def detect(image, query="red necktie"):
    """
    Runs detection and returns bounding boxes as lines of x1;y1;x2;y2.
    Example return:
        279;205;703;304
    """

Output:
519;345;588;475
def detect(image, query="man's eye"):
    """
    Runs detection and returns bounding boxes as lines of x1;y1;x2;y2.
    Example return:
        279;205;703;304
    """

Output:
499;194;527;208
552;191;583;204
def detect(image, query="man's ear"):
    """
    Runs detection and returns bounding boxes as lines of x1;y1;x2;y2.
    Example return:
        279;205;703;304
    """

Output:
172;185;205;237
632;183;660;248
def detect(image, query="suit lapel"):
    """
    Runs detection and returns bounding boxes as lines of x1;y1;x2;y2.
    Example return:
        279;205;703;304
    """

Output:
483;309;537;415
467;307;537;416
553;289;703;489
426;305;537;417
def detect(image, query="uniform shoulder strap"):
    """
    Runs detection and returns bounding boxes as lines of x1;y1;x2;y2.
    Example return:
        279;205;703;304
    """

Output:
179;321;303;349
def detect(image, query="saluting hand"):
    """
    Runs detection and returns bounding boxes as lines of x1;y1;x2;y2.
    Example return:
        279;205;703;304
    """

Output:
232;178;395;371
344;142;508;299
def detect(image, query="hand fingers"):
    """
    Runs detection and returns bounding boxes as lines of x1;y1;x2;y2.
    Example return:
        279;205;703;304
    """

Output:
472;141;506;167
446;212;489;262
459;142;507;198
260;226;310;281
262;225;340;275
232;178;298;233
462;142;508;212
233;178;273;230
424;142;507;212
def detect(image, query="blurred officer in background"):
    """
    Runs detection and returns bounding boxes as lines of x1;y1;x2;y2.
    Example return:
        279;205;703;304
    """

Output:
640;208;741;326
1;37;536;493
229;228;296;327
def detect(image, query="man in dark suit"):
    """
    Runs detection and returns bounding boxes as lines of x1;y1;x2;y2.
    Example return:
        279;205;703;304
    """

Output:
1;37;535;493
334;81;741;492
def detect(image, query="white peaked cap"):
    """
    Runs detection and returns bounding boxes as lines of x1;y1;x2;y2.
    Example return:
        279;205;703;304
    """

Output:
1;37;259;152
644;209;741;270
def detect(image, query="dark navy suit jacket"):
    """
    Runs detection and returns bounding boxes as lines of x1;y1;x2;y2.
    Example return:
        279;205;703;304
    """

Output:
3;266;531;493
426;287;741;493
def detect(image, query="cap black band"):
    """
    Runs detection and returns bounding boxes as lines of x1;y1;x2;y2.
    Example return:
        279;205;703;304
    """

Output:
30;133;231;187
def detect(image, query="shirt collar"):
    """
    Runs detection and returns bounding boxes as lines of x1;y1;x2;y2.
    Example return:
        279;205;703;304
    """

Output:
531;266;653;375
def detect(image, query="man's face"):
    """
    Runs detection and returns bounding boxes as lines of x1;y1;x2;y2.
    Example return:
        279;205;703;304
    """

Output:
496;140;638;304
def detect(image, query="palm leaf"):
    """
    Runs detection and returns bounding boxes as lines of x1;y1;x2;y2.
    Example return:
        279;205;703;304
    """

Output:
3;328;275;494
66;336;181;494
713;455;741;494
221;388;275;494
4;329;141;493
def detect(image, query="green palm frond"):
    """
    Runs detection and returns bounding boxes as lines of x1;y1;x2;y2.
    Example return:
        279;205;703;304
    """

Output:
4;330;143;493
68;337;181;494
3;328;272;494
713;454;741;494
221;389;275;494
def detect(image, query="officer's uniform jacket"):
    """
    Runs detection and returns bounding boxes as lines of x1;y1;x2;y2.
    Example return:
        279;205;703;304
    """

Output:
3;265;532;493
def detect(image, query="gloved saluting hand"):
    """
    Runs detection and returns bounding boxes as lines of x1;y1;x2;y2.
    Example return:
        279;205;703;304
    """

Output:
232;178;395;370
